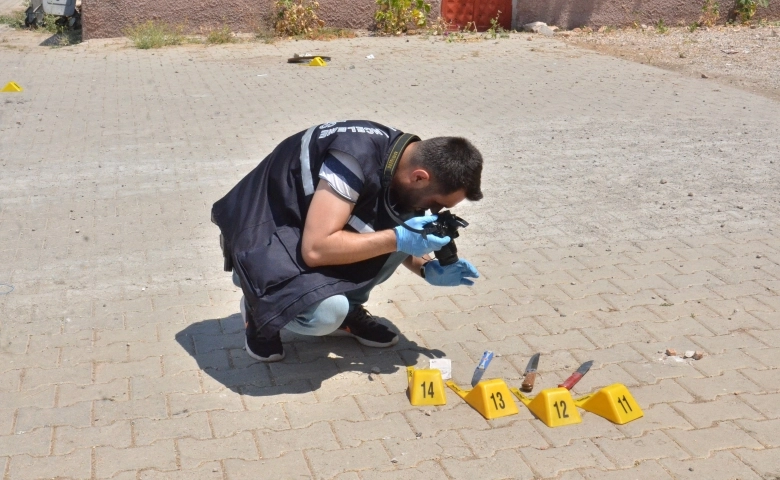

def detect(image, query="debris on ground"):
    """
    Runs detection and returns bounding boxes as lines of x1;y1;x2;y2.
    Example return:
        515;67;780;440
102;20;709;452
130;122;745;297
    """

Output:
523;22;554;37
662;348;705;361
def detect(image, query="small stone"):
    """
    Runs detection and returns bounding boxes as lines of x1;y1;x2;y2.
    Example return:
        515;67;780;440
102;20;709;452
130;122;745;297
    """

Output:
737;205;744;209
660;179;667;184
560;313;567;317
665;348;677;356
578;243;584;247
689;467;694;471
688;192;693;197
424;411;431;416
416;432;422;438
391;458;398;463
684;350;695;358
553;307;559;312
701;73;708;78
371;366;381;374
387;299;394;303
693;351;704;360
757;254;762;258
75;229;80;233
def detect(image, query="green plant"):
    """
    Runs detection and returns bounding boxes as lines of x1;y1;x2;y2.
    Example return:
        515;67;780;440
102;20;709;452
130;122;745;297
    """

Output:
206;25;235;44
274;0;324;37
688;22;699;32
700;0;720;26
655;18;669;33
485;11;508;39
733;0;769;22
0;9;25;28
374;0;431;35
426;16;452;35
124;20;184;49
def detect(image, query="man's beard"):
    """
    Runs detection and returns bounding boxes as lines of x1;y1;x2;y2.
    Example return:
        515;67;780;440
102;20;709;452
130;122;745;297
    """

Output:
391;183;432;212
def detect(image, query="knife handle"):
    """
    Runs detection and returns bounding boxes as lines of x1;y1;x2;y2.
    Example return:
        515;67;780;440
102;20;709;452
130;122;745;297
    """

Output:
520;372;536;392
559;372;583;390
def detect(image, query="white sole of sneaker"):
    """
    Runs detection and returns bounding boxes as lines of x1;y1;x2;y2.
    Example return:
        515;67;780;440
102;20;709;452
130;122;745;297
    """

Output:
245;338;285;363
329;329;399;348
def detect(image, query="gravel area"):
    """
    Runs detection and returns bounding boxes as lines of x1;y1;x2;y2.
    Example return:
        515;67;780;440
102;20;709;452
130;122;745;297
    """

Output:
560;24;780;101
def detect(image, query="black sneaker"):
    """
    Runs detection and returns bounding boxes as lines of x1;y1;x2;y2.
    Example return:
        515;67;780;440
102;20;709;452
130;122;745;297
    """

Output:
245;331;285;363
331;305;399;347
241;296;285;362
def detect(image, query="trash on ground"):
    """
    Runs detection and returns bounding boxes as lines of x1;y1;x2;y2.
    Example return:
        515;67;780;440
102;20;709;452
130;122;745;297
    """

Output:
287;54;332;64
366;54;375;59
429;358;452;380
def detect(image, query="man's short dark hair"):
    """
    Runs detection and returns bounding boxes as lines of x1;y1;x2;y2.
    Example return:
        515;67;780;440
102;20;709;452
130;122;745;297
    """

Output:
411;137;483;201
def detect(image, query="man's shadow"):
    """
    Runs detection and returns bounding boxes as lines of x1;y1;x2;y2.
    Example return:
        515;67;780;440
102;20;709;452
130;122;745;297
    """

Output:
175;313;445;396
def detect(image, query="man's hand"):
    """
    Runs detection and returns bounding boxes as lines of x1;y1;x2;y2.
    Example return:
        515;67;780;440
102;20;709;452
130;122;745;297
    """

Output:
423;259;480;286
394;215;451;257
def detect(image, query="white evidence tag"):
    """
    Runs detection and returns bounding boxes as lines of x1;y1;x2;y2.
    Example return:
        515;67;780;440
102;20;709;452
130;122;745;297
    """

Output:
429;358;452;380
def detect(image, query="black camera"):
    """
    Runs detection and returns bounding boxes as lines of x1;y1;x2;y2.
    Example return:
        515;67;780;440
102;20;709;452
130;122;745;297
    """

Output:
423;211;469;266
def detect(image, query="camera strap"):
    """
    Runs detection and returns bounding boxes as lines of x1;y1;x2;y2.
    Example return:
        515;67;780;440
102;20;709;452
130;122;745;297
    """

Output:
381;133;425;234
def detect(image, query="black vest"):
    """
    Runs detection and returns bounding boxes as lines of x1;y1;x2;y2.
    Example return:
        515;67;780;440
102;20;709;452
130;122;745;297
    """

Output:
211;120;406;338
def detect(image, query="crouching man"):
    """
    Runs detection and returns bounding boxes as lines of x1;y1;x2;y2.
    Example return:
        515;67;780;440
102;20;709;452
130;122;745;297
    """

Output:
212;120;483;362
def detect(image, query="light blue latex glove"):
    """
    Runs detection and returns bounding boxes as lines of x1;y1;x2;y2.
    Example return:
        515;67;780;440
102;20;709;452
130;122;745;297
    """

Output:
424;259;480;286
394;214;451;257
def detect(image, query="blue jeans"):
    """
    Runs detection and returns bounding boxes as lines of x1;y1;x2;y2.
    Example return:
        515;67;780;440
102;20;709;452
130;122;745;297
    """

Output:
236;251;408;336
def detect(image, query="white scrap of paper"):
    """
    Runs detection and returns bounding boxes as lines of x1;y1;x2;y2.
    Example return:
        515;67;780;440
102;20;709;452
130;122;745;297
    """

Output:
366;54;375;59
429;358;452;380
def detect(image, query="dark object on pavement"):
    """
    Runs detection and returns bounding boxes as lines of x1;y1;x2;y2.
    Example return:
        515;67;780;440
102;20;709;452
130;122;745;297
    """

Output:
423;211;468;266
471;350;494;387
559;360;593;390
521;353;541;392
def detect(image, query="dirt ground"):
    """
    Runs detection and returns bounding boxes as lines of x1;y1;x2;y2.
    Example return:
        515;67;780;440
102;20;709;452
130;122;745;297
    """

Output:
559;23;780;102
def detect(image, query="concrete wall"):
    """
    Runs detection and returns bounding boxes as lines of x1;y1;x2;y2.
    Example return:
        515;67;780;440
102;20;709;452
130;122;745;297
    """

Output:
83;0;777;40
512;0;780;30
82;0;442;39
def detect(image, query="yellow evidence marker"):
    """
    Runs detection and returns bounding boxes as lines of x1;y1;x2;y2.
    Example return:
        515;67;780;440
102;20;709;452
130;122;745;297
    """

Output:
446;379;518;420
574;383;643;425
1;82;23;92
510;387;582;428
407;367;446;406
308;57;327;66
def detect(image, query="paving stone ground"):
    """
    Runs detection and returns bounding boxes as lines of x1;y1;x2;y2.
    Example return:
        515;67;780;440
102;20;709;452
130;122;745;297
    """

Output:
1;27;779;479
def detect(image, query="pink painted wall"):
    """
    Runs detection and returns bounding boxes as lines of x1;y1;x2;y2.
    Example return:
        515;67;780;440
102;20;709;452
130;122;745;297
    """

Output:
82;0;778;39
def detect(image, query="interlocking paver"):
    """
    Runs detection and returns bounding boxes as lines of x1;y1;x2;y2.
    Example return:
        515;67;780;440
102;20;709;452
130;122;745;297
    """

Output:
224;452;311;479
666;421;763;457
178;431;259;469
54;422;132;454
7;449;92;480
593;430;688;468
441;449;535;480
95;441;177;479
256;421;339;457
658;451;762;480
359;460;450;480
1;27;779;479
672;394;765;428
307;440;391;479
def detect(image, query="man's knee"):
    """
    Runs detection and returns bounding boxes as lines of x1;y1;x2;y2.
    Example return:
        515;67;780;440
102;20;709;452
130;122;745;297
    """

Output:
287;295;349;336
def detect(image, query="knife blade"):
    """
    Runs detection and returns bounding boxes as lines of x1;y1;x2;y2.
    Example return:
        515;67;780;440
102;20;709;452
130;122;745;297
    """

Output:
558;360;593;390
471;351;494;387
520;353;541;392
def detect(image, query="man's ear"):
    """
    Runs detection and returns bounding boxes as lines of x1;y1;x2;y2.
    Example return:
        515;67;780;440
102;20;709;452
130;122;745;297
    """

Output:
410;168;431;184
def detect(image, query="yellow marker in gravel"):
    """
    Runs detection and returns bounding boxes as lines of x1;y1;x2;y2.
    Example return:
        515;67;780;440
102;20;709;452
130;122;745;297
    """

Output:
2;82;23;92
407;367;446;406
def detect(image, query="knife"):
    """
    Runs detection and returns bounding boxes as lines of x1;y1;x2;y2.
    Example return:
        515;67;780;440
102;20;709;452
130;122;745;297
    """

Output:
471;351;494;387
520;353;541;392
559;360;593;390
